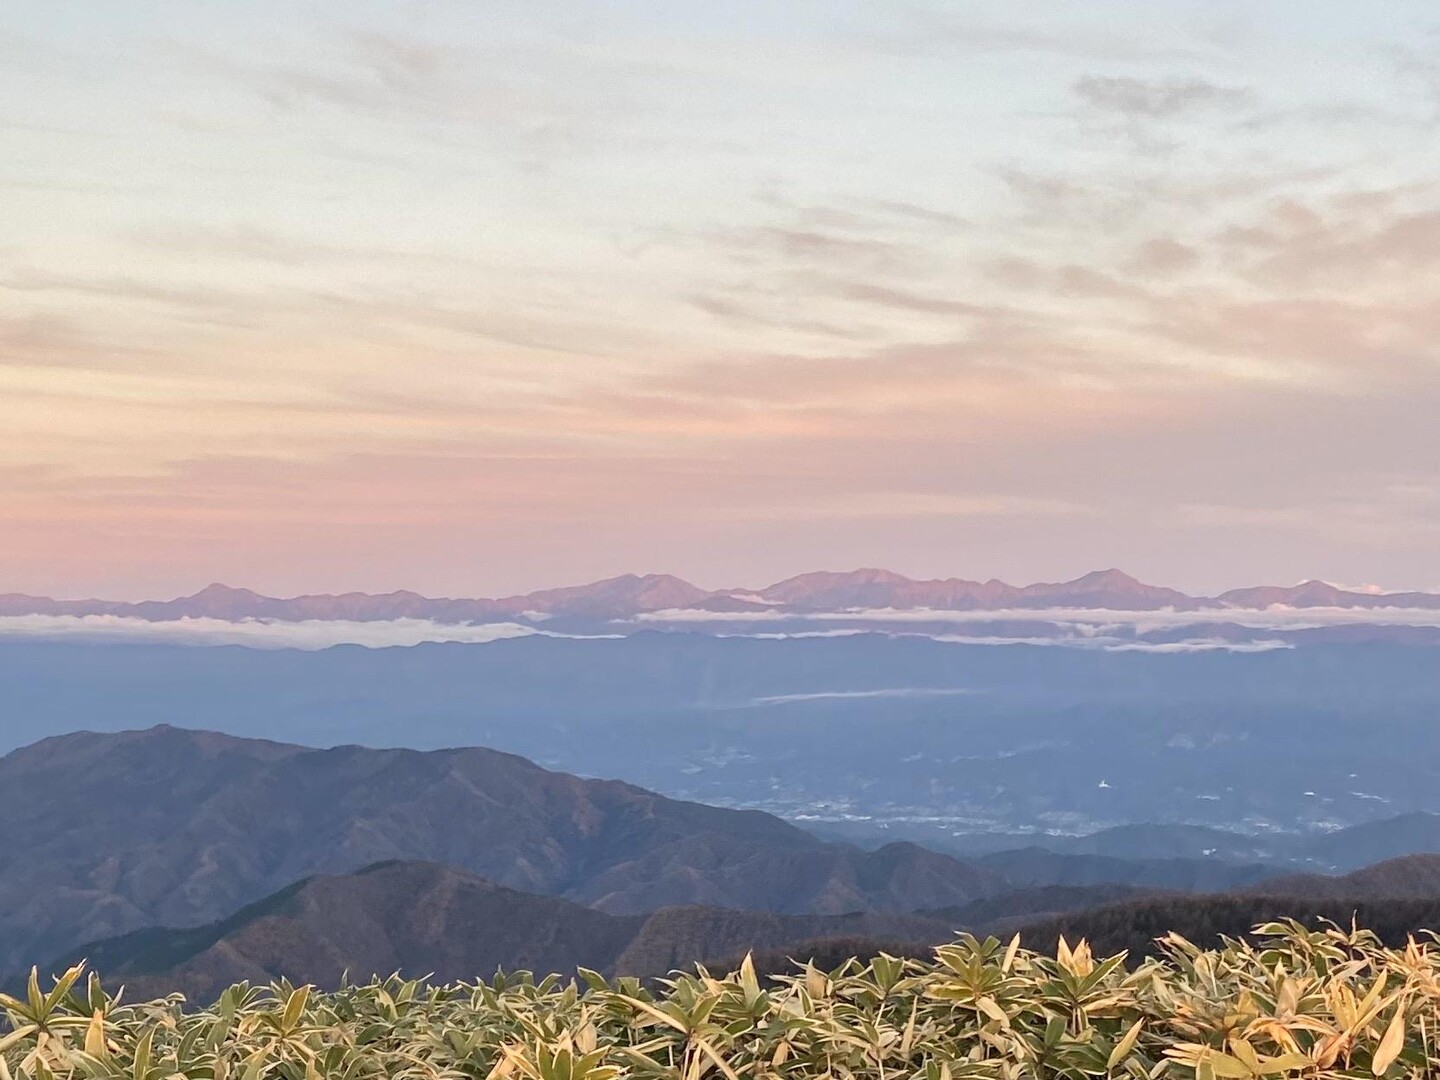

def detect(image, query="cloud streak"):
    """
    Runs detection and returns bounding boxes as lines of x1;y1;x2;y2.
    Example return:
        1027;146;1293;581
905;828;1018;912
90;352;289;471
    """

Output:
746;687;976;706
1072;75;1251;118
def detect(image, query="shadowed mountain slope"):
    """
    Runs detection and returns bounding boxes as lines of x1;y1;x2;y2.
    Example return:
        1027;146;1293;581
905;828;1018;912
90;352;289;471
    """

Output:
1248;854;1440;900
918;883;1167;929
973;848;1277;892
996;854;1440;958
748;858;1440;976
47;862;962;1002
1012;894;1440;959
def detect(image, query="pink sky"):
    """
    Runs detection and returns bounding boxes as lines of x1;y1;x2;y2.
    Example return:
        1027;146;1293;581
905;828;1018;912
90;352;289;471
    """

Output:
5;2;1440;597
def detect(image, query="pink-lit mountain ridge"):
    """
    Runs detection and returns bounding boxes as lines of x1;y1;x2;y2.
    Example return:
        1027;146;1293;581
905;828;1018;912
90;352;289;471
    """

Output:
5;568;1440;624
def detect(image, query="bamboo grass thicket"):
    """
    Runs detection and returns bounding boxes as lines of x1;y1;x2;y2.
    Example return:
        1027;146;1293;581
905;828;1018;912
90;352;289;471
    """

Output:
3;922;1439;1080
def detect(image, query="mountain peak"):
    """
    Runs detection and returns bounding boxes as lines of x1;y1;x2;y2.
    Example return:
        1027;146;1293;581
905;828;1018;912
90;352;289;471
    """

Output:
1072;568;1143;587
1014;569;1199;610
190;583;260;599
757;568;918;606
518;572;711;613
771;568;915;587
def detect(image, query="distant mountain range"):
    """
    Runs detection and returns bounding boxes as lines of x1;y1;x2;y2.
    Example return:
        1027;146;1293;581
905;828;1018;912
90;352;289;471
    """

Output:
6;568;1440;624
896;816;1440;874
0;726;1006;974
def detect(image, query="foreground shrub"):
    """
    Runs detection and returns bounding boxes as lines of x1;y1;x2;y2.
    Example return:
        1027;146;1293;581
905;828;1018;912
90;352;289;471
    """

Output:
4;920;1440;1079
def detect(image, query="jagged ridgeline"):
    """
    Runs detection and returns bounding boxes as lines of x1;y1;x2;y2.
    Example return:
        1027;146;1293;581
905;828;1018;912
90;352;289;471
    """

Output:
4;924;1440;1079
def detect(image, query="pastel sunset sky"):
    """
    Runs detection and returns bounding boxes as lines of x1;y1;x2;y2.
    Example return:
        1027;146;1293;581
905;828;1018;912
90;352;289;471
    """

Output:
6;1;1440;598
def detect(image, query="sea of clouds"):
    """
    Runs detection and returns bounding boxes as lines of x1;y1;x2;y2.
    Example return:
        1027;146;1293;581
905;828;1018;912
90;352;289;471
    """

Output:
5;601;1440;651
639;604;1440;633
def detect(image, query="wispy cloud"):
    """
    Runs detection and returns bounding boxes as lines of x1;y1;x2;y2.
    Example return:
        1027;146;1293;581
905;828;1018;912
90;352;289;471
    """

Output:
180;29;469;120
746;687;975;706
124;224;479;268
868;8;1217;64
1072;75;1251;118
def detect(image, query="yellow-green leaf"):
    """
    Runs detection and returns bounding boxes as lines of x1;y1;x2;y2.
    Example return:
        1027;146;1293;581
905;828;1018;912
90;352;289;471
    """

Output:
1108;1018;1144;1069
1372;1003;1406;1076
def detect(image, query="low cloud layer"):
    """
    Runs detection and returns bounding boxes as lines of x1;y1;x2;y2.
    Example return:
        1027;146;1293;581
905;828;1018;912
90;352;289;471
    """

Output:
0;615;547;650
640;604;1440;633
0;611;1321;653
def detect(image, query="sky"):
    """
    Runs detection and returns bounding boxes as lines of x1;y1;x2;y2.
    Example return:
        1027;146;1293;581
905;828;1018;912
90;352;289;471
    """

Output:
5;1;1440;599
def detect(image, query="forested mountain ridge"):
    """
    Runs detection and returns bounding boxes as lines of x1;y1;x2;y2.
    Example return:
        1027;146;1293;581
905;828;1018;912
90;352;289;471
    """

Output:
0;726;1005;973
